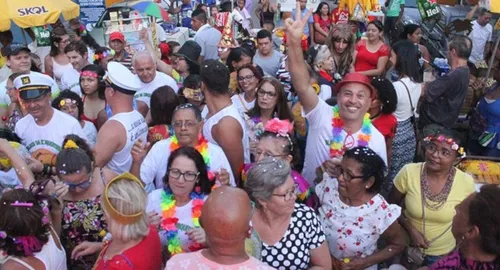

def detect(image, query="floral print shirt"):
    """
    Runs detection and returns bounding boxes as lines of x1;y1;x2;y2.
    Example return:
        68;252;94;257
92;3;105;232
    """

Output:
61;196;107;270
316;173;401;270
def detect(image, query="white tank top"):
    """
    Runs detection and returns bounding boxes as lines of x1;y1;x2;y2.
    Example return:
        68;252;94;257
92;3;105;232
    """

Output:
203;104;250;163
51;57;73;87
4;228;67;270
107;110;148;174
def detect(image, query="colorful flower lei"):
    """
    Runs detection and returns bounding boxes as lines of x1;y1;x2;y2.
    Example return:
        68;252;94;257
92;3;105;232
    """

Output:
160;188;205;256
170;134;214;180
93;49;115;62
328;105;371;158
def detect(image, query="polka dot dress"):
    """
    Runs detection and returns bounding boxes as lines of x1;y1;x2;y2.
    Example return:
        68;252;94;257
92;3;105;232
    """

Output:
260;203;325;270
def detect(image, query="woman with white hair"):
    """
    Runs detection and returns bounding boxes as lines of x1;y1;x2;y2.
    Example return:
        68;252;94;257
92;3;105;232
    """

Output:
306;44;335;100
93;173;162;269
245;158;332;269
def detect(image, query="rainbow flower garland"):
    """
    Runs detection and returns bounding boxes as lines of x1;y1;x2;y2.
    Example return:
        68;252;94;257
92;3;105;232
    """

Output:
328;106;372;158
170;134;213;179
160;188;205;256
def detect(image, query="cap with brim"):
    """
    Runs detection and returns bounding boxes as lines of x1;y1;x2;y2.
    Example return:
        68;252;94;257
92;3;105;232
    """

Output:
19;86;50;100
5;43;31;57
105;62;141;95
334;72;375;96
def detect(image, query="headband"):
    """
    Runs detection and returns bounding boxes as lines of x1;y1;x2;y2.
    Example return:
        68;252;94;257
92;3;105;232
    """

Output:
102;172;145;225
59;98;77;108
263;118;294;152
93;50;115;62
423;135;465;157
80;70;98;78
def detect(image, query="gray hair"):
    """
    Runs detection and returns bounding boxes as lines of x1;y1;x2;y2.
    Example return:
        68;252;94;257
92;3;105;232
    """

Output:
131;51;155;67
245;158;291;209
449;35;472;60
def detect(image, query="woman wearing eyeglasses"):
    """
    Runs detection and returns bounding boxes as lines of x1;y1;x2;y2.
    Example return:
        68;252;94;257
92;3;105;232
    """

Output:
244;77;293;159
52;135;117;269
135;103;234;193
231;64;264;116
245;158;332;269
145;146;215;259
316;146;405;270
389;127;475;267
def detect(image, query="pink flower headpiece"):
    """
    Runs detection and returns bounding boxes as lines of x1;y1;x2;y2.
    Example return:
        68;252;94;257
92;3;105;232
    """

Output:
264;118;294;151
423;135;465;158
80;70;98;78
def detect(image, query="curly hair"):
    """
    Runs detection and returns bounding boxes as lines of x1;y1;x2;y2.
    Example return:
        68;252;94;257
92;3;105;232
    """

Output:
370;78;398;114
0;189;49;257
343;146;386;193
469;184;500;255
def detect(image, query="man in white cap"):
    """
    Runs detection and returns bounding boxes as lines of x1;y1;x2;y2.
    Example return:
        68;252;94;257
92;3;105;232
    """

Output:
14;72;87;172
0;43;60;128
131;51;178;117
94;62;148;174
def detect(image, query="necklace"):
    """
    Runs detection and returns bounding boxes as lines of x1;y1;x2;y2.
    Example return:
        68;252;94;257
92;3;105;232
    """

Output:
160;188;205;256
420;165;455;211
328;105;372;158
170;134;213;180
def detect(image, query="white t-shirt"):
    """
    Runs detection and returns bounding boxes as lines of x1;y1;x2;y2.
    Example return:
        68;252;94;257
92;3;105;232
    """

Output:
393;77;422;122
140;137;235;192
60;68;82;96
82;120;97;148
15;109;87;165
319;85;333;101
147;190;207;249
302;99;387;184
468;20;492;63
134;72;179;108
230;93;255;117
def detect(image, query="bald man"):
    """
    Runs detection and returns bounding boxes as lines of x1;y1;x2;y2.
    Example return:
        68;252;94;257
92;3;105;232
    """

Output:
166;186;275;269
132;51;178;117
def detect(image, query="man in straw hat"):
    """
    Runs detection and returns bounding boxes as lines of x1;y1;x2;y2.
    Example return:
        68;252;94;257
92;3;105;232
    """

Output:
285;2;387;183
14;72;86;169
94;62;148;174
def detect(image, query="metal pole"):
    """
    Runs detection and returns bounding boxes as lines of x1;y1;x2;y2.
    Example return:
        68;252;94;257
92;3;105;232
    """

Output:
485;34;500;80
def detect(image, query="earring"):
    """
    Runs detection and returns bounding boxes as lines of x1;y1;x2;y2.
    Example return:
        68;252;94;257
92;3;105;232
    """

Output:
365;186;369;189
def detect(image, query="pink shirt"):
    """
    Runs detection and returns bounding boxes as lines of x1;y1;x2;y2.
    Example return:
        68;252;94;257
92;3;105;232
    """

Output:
165;250;276;270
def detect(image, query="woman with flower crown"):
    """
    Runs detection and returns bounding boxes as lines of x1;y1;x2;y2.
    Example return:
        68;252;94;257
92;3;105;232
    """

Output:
132;103;234;193
244;77;293;159
241;118;314;207
389;126;475;267
145;146;214;260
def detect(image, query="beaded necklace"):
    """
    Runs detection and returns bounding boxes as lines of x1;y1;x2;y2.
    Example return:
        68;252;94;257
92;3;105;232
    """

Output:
160;188;204;255
328;105;372;158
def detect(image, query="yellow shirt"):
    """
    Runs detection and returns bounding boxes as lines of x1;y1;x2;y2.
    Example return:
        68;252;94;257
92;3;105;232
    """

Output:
394;163;475;256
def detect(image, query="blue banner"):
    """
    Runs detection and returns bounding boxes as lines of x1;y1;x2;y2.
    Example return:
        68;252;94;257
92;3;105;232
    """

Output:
73;0;106;31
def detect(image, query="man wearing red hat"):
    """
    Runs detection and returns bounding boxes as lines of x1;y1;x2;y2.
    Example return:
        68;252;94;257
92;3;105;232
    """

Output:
108;32;133;70
285;4;387;183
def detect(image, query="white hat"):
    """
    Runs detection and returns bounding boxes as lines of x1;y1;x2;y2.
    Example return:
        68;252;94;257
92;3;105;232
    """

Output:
105;62;141;95
13;72;53;100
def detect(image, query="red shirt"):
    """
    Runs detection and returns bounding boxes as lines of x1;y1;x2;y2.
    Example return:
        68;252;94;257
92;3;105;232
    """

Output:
94;226;162;270
313;14;332;33
332;7;349;24
372;113;397;140
354;40;390;72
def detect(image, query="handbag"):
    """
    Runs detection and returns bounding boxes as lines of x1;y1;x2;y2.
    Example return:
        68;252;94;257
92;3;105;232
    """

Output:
406;164;452;268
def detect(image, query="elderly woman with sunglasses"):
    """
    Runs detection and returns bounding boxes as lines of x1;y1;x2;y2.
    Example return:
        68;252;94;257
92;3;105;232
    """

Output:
133;103;234;193
49;135;117;269
146;147;215;259
389;126;475;267
245;158;332;269
316;146;405;270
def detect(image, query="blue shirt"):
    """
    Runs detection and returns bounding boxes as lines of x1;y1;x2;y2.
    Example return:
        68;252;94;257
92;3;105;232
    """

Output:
180;2;196;28
292;8;314;37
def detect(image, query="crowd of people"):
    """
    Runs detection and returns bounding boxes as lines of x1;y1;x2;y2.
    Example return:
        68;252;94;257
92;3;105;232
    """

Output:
0;0;499;269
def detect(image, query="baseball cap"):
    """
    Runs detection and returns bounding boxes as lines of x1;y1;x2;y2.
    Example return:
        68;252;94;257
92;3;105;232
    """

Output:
4;43;31;57
109;32;125;43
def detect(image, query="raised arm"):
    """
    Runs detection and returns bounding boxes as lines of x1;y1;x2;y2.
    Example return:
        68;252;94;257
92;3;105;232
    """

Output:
285;2;318;114
0;139;35;188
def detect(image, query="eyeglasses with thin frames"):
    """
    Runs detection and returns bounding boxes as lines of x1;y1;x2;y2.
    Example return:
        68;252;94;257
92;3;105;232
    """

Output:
272;187;297;202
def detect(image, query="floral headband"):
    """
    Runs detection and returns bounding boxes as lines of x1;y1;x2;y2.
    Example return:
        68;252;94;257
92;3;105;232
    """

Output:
263;118;294;152
93;49;115;62
59;98;77;108
423;135;465;157
80;70;98;78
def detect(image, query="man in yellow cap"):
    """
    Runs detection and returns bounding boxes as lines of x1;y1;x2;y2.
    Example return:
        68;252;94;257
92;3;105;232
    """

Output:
13;72;87;170
94;62;148;174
